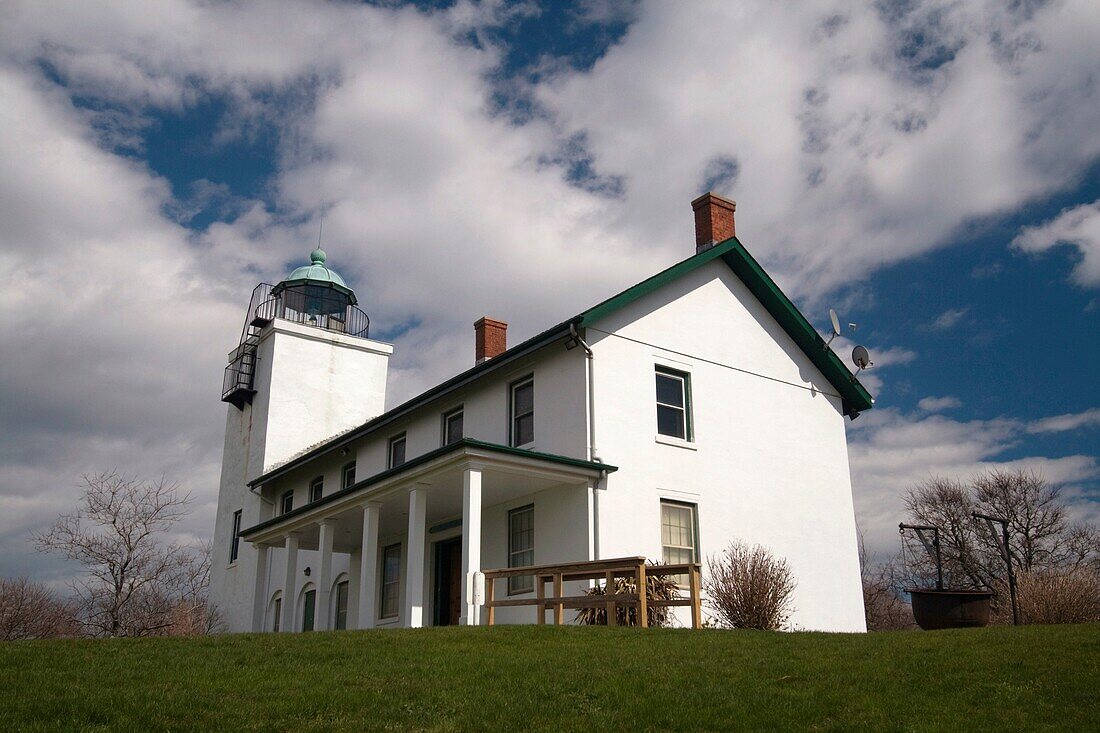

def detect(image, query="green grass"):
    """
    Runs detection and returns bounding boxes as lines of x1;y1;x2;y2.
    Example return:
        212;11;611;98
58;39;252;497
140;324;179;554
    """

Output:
1;624;1098;732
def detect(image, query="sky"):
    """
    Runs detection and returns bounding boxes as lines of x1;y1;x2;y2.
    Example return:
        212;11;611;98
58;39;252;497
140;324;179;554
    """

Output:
1;0;1098;583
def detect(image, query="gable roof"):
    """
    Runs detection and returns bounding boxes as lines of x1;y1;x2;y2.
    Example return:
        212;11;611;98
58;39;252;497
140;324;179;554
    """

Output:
248;235;873;488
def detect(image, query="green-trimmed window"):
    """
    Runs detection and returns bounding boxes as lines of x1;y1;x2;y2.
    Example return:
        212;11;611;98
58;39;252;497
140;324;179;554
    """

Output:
229;509;242;563
443;407;464;446
656;367;692;440
388;433;407;469
310;477;324;503
510;377;534;447
280;490;293;515
661;500;698;585
342;462;356;488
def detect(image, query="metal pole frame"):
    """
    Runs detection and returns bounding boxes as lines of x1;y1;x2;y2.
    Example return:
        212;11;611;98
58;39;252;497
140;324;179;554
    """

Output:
972;512;1019;626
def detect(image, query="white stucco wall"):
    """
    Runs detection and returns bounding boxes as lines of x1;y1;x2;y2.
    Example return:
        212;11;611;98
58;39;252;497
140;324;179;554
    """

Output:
589;260;866;632
210;319;391;632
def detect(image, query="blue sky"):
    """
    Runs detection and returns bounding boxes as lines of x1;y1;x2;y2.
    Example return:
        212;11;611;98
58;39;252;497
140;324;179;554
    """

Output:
1;0;1097;580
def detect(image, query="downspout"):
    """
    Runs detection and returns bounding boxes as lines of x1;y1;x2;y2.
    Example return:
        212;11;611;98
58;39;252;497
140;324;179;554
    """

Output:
570;322;605;561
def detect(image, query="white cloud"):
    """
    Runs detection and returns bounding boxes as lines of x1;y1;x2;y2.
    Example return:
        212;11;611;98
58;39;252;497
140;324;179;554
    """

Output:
1027;408;1100;434
926;307;969;331
917;396;962;412
1013;199;1100;286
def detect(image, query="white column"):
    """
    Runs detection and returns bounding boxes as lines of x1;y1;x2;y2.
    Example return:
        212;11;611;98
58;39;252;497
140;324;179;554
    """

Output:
281;533;299;633
316;520;335;631
404;487;427;628
347;548;362;630
251;544;270;632
460;466;483;626
358;501;381;629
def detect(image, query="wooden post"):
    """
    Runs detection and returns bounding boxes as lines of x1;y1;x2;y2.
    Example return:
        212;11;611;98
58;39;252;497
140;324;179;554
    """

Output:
536;574;545;625
636;562;648;629
689;564;702;630
605;570;617;626
485;575;495;627
554;572;564;625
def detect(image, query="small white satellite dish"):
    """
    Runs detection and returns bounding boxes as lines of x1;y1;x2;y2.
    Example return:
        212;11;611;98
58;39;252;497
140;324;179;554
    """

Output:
825;308;841;348
852;345;873;371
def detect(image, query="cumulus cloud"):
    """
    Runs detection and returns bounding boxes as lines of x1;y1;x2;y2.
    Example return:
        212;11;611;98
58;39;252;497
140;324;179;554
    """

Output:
917;396;961;412
1013;199;1100;286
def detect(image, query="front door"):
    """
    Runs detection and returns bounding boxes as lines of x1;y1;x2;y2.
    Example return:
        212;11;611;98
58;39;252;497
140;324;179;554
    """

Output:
302;589;316;632
434;538;463;626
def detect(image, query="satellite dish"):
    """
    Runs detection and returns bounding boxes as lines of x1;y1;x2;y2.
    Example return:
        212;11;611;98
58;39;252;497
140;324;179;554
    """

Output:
825;308;842;348
852;345;873;371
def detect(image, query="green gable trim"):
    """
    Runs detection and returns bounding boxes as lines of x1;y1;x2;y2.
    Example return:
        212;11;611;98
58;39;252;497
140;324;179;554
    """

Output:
241;439;615;538
578;237;873;413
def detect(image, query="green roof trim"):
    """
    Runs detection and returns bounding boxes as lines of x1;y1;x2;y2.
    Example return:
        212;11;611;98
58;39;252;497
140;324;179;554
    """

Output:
248;234;871;488
577;237;873;414
241;439;616;537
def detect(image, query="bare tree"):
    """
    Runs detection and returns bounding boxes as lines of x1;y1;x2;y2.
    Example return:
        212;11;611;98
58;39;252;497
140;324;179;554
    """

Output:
902;468;1099;623
704;541;796;630
0;577;80;640
33;472;197;637
858;534;914;631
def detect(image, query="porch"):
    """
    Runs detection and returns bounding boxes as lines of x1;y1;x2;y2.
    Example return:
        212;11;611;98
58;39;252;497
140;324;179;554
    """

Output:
240;440;614;632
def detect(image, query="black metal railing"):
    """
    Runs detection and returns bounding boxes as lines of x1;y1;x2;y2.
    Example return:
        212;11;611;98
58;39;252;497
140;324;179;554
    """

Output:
253;298;370;338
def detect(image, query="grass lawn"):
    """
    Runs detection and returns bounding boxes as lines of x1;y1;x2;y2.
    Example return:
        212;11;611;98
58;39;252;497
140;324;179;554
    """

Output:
1;624;1098;732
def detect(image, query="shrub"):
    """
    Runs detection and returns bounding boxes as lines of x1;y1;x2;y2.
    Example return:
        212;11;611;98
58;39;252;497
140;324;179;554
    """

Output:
575;564;680;627
1017;567;1100;625
705;541;796;630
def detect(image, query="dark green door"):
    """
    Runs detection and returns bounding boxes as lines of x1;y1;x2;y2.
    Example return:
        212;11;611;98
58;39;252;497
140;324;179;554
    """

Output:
302;589;316;632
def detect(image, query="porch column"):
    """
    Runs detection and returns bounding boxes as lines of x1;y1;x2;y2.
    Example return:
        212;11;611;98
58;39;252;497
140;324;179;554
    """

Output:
316;520;335;631
460;466;483;626
357;501;381;629
404;487;427;628
347;548;362;630
281;533;299;633
251;544;269;632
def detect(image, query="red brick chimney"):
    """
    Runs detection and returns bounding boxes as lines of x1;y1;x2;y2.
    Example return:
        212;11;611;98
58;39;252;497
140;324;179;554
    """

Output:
691;192;736;252
474;317;507;364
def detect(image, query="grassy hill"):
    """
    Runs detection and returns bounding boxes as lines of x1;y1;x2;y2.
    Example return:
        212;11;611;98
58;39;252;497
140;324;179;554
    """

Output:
1;624;1098;732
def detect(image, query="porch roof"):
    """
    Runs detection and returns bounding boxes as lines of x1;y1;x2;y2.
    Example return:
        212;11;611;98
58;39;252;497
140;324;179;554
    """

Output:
240;439;615;545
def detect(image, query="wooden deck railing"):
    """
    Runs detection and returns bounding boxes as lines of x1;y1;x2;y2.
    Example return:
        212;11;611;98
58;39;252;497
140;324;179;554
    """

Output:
483;556;702;629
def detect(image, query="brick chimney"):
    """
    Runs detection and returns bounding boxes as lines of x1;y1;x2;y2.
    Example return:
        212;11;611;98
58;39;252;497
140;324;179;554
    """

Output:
474;317;507;364
691;192;736;252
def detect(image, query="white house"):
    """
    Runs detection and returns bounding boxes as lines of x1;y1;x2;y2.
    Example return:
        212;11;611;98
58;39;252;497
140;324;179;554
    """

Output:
209;193;874;634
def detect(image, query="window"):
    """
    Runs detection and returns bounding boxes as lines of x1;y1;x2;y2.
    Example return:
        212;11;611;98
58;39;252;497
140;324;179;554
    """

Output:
334;580;349;630
310;477;324;503
655;367;692;441
302;589;316;632
510;377;534;447
442;407;464;446
272;597;281;632
280;490;294;515
381;544;401;619
661;500;698;586
342;461;357;489
229;509;242;563
508;505;535;594
388;433;407;469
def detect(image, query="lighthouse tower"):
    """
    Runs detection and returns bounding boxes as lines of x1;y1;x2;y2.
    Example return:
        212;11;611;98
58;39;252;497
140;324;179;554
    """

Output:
209;249;392;631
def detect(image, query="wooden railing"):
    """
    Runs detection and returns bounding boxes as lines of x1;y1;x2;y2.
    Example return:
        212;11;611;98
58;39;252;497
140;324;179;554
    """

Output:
483;556;702;629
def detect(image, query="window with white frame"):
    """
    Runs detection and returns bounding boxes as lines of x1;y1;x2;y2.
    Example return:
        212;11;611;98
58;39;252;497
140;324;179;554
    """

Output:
388;433;406;469
280;490;293;515
510;376;534;447
380;543;401;618
508;504;534;594
661;500;698;585
229;509;242;563
655;366;692;441
342;462;356;489
443;407;464;446
310;476;324;503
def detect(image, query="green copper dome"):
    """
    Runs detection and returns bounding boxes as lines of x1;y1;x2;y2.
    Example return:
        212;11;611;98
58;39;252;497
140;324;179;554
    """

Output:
272;248;357;305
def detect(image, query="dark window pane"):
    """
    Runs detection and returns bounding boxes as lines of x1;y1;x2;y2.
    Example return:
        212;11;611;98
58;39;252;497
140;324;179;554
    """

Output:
343;463;356;488
514;413;534;446
335;582;349;630
514;382;533;414
310;479;323;502
390;437;406;467
656;373;685;407
657;405;686;438
281;492;293;515
445;412;463;444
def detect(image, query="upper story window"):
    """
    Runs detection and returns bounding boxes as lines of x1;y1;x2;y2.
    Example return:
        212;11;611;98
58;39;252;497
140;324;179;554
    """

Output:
661;500;698;585
342;461;357;489
509;376;534;447
507;504;534;594
443;407;464;446
388;433;407;469
229;509;242;564
309;477;324;503
280;490;294;515
655;366;692;441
